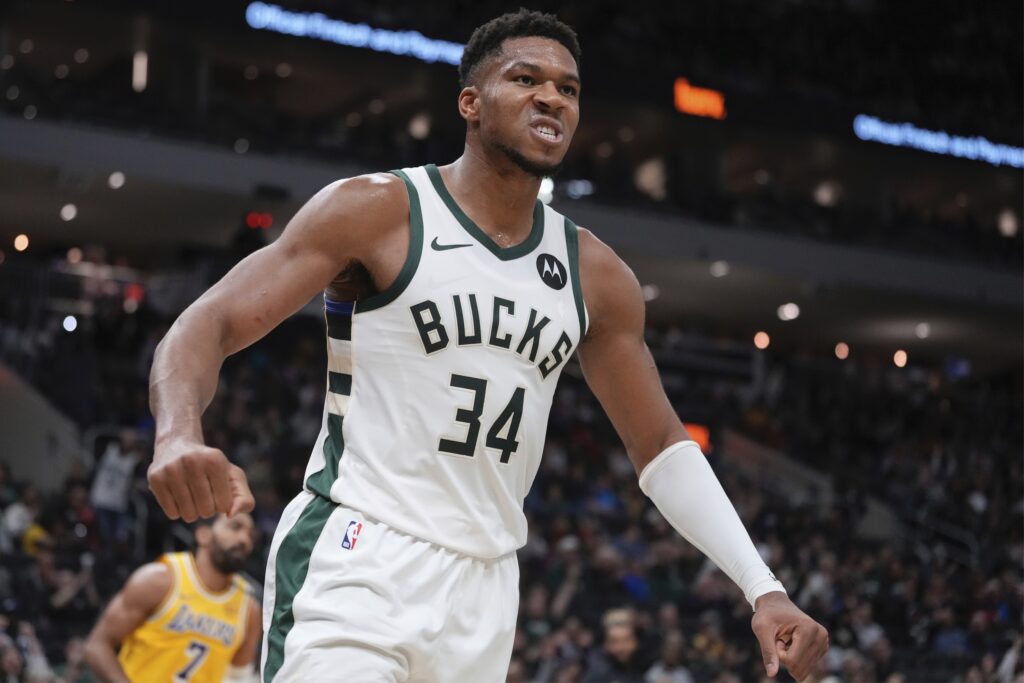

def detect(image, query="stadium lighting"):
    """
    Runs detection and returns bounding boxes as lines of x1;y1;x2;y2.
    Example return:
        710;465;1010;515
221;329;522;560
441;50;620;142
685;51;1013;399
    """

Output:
23;105;36;120
709;260;730;278
634;158;667;201
674;78;726;120
61;204;78;221
777;303;800;321
108;172;126;189
13;234;29;252
813;181;840;207
853;114;1024;169
275;62;292;78
754;331;770;349
835;342;849;360
641;284;660;302
564;180;594;199
73;49;89;64
914;322;931;339
55;64;69;79
18;39;33;55
1;56;13;70
234;138;250;154
408;112;431;140
244;2;465;66
63;315;78;332
998;209;1019;238
132;51;148;92
893;350;908;368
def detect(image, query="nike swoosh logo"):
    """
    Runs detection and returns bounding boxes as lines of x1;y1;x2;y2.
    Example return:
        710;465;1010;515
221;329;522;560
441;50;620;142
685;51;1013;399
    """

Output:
431;237;473;251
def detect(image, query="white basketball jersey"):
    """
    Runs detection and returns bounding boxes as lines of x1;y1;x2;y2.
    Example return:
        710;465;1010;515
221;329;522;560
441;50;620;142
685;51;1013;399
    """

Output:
301;165;588;558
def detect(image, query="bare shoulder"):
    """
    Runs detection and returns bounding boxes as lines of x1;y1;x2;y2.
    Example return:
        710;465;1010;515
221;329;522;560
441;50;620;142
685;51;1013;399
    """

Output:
120;561;175;608
576;227;643;339
319;172;409;221
279;172;410;254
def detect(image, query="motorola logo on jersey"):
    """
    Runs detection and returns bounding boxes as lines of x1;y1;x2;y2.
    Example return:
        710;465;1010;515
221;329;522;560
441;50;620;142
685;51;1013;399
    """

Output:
536;254;567;290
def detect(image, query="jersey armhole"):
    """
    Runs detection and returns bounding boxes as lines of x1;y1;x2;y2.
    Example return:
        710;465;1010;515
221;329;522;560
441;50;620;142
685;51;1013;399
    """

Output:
353;169;424;313
563;218;589;341
146;554;181;623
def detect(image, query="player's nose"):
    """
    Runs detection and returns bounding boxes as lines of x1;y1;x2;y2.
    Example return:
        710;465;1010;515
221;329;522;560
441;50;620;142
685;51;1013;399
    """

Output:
533;81;565;110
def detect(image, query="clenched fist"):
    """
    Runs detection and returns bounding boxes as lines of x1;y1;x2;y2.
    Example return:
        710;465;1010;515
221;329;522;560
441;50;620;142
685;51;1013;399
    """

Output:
148;440;254;522
752;591;829;681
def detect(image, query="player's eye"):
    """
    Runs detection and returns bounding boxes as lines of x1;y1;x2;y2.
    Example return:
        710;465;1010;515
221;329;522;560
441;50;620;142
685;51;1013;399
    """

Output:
514;75;534;85
561;85;578;97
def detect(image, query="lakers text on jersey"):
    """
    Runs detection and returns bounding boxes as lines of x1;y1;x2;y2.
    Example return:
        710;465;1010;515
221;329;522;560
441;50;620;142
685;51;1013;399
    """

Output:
118;552;251;683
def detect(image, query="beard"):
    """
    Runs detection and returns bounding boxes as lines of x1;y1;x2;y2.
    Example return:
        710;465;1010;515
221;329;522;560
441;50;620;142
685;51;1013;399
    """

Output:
209;541;247;574
496;141;564;179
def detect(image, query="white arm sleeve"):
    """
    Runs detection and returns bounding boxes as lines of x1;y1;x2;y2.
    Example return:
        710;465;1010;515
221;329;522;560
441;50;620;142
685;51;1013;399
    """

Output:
638;440;786;609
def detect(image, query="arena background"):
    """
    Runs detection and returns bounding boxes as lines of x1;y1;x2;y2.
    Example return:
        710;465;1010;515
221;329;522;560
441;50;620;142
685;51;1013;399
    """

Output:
0;1;1021;681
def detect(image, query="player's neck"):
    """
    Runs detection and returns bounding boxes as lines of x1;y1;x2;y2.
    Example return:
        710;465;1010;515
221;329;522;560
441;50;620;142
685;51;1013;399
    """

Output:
442;149;542;244
192;551;232;593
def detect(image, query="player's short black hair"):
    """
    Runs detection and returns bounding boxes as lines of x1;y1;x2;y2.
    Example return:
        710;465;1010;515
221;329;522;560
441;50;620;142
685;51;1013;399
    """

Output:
459;9;581;88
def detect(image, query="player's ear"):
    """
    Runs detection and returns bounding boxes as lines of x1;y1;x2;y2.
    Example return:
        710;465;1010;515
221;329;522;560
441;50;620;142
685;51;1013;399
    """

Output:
458;86;481;124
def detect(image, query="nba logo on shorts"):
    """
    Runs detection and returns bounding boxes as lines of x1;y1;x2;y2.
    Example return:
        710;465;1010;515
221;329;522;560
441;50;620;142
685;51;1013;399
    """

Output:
341;520;362;550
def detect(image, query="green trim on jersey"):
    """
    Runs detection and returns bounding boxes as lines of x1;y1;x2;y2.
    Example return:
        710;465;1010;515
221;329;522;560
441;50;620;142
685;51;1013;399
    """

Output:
306;413;345;499
325;309;352;341
328;371;352;395
263;494;334;682
425;164;544;261
564;218;588;341
355;169;424;314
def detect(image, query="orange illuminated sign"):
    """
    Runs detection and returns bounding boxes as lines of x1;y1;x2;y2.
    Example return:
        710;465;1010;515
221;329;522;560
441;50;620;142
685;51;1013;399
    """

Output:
674;78;726;120
683;422;712;452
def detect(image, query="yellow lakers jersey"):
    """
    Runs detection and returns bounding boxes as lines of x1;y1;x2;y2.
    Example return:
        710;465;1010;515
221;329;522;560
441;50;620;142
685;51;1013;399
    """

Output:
118;552;251;683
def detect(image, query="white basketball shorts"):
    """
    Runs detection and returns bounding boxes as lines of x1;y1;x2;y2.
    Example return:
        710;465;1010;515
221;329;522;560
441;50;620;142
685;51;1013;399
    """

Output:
260;490;520;682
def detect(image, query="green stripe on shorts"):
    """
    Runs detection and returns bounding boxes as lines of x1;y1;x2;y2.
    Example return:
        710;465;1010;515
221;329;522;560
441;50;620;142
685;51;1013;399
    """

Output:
263;495;335;682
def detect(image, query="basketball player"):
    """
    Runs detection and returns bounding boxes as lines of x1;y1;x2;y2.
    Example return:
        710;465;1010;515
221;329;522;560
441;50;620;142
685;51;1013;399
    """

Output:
83;513;260;683
146;10;829;682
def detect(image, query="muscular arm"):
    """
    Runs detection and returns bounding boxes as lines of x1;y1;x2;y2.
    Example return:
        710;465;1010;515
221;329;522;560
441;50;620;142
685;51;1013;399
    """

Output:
575;229;688;471
575;229;827;679
148;174;409;521
83;563;174;683
230;596;262;668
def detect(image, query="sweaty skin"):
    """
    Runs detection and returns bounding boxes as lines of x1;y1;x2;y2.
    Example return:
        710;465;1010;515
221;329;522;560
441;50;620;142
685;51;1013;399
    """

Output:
147;35;827;680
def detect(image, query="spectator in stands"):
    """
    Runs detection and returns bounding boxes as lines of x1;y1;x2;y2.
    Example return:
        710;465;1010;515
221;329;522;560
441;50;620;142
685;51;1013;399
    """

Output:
0;465;17;510
89;431;144;544
1;485;41;555
1;295;1019;682
583;609;649;682
644;629;694;683
52;637;90;683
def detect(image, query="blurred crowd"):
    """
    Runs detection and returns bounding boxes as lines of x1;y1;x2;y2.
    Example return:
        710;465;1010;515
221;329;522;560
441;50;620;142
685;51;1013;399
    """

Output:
0;284;1020;682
